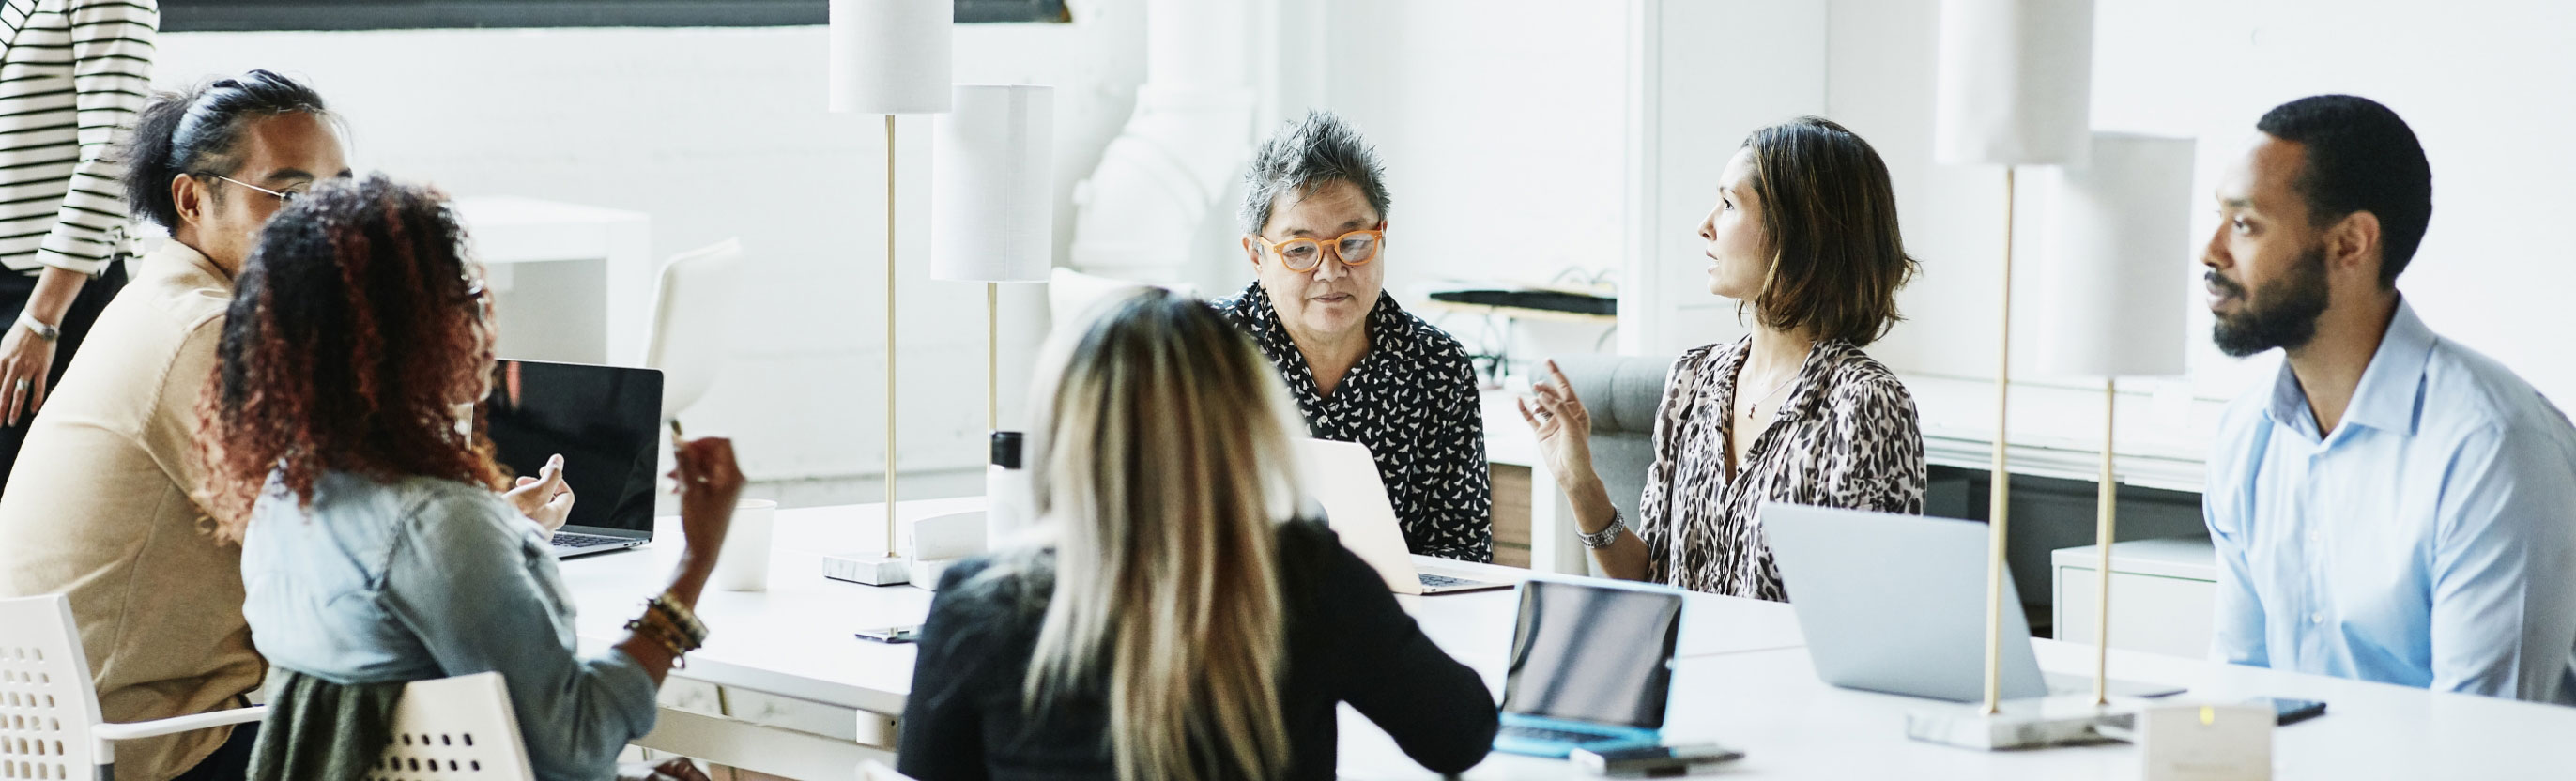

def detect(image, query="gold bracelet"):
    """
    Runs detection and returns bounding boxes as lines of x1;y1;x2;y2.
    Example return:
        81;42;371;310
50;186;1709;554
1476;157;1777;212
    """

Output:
647;592;710;646
637;606;701;653
622;617;689;663
641;603;698;651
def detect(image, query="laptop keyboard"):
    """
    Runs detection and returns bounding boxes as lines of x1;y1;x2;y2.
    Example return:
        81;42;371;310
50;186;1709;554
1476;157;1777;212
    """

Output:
1498;724;1618;745
553;532;630;549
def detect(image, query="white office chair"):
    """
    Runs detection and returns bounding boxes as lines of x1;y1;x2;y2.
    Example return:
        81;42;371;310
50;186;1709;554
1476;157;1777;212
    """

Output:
0;593;267;781
367;672;536;780
646;237;745;421
1047;268;1197;335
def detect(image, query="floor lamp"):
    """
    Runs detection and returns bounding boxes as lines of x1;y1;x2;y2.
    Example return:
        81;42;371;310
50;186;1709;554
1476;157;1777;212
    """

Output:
829;0;952;585
931;84;1055;548
1909;0;2108;748
2028;132;2195;706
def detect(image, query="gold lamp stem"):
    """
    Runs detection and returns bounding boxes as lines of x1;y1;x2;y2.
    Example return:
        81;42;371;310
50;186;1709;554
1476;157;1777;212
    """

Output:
2093;377;2119;705
1982;166;2016;715
987;282;999;431
884;114;899;557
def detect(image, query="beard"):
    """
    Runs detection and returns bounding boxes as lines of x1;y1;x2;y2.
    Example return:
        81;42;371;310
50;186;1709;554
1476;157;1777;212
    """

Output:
2210;244;2331;358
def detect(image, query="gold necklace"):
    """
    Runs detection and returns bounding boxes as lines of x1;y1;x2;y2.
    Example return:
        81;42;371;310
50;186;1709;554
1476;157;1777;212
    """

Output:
1740;366;1799;419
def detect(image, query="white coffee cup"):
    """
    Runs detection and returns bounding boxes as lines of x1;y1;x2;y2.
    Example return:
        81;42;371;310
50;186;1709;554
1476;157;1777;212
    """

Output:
712;498;777;592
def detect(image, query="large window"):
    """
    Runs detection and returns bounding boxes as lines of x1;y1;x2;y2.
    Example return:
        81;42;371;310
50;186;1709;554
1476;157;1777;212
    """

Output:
163;1;1070;33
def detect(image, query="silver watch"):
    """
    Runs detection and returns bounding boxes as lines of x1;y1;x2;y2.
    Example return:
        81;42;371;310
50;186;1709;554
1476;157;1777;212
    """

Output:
1578;508;1626;550
15;311;57;343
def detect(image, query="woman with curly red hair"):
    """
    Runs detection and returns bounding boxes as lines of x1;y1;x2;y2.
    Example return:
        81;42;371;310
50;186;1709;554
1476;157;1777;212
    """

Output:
207;174;743;781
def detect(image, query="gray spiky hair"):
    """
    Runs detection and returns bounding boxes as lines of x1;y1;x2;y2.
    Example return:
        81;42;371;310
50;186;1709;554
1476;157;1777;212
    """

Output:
1238;110;1390;237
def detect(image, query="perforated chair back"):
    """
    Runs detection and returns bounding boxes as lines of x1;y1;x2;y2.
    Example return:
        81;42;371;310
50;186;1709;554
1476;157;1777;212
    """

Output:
367;673;534;781
0;594;104;781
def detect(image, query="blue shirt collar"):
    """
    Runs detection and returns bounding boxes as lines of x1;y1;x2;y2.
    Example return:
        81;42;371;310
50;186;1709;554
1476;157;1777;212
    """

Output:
2263;298;2435;437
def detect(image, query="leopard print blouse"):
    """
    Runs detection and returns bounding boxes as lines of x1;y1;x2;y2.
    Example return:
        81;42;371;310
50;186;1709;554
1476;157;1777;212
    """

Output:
1634;337;1926;599
1216;283;1494;562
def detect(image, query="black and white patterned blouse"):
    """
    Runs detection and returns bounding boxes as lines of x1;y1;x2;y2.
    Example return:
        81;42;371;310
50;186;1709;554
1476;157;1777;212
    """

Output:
1635;337;1926;598
1216;283;1494;562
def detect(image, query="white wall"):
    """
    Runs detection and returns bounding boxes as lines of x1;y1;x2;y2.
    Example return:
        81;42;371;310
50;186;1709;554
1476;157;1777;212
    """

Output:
1624;0;1829;360
157;5;1148;482
1303;0;1627;363
156;1;2576;482
1832;0;2576;442
152;0;1625;483
1316;0;1626;297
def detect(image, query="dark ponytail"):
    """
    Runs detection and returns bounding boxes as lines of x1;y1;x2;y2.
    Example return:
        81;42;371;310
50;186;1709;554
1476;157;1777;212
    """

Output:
118;69;331;228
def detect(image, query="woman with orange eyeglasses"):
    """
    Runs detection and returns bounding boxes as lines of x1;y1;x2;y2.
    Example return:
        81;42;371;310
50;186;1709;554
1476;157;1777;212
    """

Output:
1213;110;1495;564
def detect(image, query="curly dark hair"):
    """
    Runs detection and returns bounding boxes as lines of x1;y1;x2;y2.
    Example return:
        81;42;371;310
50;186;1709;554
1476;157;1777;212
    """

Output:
199;174;504;537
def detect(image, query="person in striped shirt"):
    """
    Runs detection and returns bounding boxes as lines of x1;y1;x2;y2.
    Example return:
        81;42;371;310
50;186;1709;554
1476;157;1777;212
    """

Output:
0;0;156;487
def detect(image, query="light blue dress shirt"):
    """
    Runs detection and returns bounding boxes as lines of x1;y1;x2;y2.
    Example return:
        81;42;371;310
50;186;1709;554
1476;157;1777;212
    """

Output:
240;470;658;781
2205;299;2576;704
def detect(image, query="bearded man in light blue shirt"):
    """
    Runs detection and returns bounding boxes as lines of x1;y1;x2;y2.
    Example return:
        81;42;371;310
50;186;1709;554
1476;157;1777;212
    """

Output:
2200;95;2576;705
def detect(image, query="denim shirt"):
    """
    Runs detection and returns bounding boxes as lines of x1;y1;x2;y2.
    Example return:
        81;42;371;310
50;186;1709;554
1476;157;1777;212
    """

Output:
240;470;658;781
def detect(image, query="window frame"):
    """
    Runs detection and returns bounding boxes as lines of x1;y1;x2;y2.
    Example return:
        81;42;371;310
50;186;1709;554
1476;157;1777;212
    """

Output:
161;1;1070;33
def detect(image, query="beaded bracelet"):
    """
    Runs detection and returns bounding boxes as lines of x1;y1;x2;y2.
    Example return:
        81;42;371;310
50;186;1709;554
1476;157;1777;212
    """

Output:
648;592;709;646
623;616;689;665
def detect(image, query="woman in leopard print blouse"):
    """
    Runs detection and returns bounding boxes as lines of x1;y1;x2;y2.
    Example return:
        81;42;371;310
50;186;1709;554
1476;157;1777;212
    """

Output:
1519;116;1926;599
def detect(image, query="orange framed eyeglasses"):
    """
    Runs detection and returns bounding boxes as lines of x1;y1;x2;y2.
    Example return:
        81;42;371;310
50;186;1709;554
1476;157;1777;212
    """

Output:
1251;228;1386;272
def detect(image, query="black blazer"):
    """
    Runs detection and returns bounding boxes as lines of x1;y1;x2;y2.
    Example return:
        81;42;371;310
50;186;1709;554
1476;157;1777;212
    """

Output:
896;520;1499;779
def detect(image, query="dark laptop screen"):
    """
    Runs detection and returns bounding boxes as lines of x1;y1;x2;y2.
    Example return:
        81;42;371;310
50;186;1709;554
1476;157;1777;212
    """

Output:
482;360;663;536
1499;579;1685;728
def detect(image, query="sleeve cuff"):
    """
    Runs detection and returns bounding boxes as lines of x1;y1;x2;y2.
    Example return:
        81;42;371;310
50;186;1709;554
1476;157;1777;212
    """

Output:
590;647;664;739
32;248;110;275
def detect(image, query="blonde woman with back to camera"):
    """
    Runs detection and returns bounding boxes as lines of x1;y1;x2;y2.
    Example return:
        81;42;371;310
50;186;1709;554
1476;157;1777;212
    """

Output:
897;288;1498;780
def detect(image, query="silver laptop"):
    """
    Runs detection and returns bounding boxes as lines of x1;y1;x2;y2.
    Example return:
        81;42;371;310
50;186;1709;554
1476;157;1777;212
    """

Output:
1297;438;1514;595
483;360;665;558
1760;502;2185;702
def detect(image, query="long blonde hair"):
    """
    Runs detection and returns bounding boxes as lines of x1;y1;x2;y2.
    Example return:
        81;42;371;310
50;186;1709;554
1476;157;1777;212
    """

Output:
1005;288;1304;781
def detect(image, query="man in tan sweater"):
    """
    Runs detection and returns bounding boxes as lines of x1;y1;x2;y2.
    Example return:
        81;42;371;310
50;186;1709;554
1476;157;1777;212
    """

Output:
0;70;343;781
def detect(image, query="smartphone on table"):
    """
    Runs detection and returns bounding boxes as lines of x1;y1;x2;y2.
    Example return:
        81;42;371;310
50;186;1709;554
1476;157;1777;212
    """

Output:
2247;696;2327;726
1569;743;1744;777
855;624;922;644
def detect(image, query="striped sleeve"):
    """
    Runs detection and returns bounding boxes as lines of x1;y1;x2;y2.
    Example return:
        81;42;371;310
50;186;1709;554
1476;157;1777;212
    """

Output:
31;0;153;274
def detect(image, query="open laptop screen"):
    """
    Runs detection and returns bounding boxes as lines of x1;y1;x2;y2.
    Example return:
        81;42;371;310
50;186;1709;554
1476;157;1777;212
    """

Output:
1499;580;1684;728
482;360;663;537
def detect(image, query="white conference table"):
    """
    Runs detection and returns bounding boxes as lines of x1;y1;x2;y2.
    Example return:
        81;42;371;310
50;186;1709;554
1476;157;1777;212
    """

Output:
563;499;2576;780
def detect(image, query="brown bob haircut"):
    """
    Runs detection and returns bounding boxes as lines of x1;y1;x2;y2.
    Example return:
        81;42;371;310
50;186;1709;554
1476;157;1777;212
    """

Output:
1739;115;1918;346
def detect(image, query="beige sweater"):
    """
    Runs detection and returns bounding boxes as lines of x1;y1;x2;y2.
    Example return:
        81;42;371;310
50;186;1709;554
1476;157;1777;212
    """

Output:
0;240;258;781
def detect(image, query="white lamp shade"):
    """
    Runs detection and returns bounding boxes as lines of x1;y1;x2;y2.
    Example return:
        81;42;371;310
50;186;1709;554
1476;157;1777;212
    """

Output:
1934;0;2095;166
828;0;953;114
2029;133;2195;378
933;84;1055;283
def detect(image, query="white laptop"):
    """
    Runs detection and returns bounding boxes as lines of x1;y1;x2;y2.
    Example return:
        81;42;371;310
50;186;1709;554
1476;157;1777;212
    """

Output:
1297;438;1515;596
1760;502;2186;702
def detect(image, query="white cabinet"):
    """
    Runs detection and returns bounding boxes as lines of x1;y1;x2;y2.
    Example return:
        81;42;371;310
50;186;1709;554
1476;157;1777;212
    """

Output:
450;196;652;367
2051;537;2217;659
